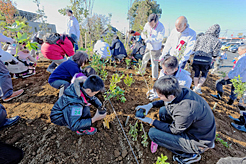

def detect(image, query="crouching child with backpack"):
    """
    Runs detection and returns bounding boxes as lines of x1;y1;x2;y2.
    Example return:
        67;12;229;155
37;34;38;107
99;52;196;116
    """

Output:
50;75;107;135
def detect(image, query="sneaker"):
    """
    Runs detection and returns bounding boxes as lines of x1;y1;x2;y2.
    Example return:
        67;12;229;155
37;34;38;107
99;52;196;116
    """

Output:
193;87;202;94
21;72;36;78
231;122;246;132
173;154;201;164
3;89;24;102
46;67;54;73
76;127;97;135
150;141;158;153
0;116;20;130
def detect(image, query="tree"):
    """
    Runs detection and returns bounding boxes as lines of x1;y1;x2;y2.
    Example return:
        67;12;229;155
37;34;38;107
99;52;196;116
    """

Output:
0;0;16;24
33;0;49;32
128;0;162;32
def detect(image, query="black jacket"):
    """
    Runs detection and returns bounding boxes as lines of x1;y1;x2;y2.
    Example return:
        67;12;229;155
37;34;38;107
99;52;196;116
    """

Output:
131;41;145;56
110;39;127;57
152;87;216;148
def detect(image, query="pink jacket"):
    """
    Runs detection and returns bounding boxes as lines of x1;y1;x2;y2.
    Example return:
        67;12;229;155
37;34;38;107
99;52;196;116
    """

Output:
41;37;74;60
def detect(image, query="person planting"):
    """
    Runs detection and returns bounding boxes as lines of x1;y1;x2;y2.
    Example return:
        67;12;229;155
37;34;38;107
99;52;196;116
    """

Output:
50;75;106;135
135;76;216;164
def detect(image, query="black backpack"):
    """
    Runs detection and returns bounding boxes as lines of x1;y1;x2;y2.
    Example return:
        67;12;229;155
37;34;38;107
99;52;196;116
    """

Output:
43;33;63;45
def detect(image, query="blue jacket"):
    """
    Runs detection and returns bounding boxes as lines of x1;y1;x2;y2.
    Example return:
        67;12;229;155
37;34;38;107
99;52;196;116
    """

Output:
110;39;127;57
48;59;80;84
50;78;102;131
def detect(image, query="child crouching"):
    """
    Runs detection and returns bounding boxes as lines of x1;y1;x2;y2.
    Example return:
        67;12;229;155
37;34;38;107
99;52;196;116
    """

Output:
50;75;106;135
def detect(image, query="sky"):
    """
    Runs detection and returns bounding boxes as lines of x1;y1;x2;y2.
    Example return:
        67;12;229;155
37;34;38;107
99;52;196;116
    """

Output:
14;0;246;38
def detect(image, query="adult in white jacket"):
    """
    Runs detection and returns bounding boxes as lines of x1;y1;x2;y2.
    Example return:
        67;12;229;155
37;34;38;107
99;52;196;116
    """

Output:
66;9;80;51
93;38;111;59
159;16;196;69
139;14;165;80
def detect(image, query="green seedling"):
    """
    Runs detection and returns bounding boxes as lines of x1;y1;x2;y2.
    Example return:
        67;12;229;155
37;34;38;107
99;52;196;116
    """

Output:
125;58;131;69
154;154;170;164
129;120;138;141
230;75;246;105
215;134;231;148
134;60;150;93
99;65;108;81
140;122;148;147
124;74;135;91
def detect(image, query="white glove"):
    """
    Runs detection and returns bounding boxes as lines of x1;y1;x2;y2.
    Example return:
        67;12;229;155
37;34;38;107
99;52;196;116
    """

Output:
136;117;153;124
135;103;153;115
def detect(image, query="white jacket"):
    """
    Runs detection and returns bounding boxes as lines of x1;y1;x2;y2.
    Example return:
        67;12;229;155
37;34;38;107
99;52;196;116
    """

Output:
0;33;19;63
141;21;165;51
93;40;111;59
160;25;196;64
66;16;80;41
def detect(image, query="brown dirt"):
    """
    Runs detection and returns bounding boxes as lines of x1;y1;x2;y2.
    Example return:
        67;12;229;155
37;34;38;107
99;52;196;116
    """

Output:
1;60;246;164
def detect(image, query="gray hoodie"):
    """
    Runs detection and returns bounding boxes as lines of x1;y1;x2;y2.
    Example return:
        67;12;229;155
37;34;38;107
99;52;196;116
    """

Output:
193;24;222;58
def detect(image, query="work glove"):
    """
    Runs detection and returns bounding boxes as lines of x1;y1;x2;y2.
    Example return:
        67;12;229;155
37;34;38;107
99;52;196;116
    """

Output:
135;103;153;116
136;117;153;124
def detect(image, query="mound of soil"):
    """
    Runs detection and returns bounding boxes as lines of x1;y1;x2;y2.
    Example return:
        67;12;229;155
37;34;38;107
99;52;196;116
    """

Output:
1;60;246;164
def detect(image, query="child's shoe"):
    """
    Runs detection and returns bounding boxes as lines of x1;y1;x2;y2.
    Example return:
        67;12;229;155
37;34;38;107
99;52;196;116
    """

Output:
150;141;158;153
76;127;97;135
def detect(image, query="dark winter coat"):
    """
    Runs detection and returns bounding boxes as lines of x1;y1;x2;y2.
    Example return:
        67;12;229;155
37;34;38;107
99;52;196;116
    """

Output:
152;87;216;148
131;41;146;56
110;39;127;57
50;78;102;131
193;24;222;59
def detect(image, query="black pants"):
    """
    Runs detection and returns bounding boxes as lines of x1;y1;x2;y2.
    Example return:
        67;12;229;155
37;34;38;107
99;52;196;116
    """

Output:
0;142;24;164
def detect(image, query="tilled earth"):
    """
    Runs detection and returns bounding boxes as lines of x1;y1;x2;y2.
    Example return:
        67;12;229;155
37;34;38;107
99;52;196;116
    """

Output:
1;61;246;164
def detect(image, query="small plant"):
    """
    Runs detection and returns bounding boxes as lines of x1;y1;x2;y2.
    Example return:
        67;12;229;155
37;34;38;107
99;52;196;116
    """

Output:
230;75;246;105
154;154;170;164
140;122;148;147
215;134;231;148
99;65;108;81
134;60;150;93
129;120;138;141
125;58;131;69
124;74;135;91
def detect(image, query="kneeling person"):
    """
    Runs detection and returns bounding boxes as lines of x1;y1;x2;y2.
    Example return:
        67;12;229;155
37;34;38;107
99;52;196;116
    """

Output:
50;75;106;135
136;76;216;163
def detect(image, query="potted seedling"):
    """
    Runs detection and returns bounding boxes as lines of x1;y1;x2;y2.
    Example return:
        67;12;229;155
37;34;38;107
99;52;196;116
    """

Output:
129;120;138;141
140;122;148;147
124;74;135;92
231;75;246;106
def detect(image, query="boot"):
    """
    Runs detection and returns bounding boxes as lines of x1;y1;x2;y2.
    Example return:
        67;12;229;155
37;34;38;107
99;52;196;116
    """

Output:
227;98;234;105
211;91;223;100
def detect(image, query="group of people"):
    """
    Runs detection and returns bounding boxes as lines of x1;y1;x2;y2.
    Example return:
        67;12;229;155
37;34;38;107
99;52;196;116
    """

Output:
1;10;246;164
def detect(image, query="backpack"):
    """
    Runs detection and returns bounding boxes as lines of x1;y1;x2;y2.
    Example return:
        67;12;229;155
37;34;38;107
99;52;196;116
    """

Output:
43;33;61;45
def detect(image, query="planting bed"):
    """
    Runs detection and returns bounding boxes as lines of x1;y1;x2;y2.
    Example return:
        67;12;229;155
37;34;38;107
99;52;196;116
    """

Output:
1;60;246;164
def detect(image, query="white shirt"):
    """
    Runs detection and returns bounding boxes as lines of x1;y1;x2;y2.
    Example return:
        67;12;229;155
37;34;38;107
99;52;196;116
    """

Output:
93;40;111;59
141;21;165;51
160;26;196;64
66;16;80;41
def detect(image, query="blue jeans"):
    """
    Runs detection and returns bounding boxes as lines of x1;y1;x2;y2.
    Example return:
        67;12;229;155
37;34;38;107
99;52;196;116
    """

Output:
216;79;236;100
49;80;70;89
0;60;13;99
149;107;202;157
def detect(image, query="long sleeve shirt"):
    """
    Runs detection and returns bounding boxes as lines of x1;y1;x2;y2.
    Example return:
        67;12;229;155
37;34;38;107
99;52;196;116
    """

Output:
66;16;80;41
160;26;196;64
141;21;165;51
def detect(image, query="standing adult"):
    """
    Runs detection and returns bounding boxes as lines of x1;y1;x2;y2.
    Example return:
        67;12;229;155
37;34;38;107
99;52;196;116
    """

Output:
66;9;80;52
192;24;222;94
139;13;165;81
110;35;127;62
135;76;216;163
159;16;196;69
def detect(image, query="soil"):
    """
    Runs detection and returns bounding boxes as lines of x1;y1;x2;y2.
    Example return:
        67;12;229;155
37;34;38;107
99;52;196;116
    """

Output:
1;59;246;164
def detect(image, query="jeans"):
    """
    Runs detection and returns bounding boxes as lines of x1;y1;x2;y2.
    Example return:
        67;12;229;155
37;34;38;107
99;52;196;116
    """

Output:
140;49;161;79
149;107;201;157
0;142;24;164
48;58;67;70
0;104;7;127
49;80;70;89
216;79;237;100
0;60;13;99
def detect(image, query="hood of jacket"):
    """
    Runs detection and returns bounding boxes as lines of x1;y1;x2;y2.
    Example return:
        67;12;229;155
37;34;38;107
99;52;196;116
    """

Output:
205;24;220;38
